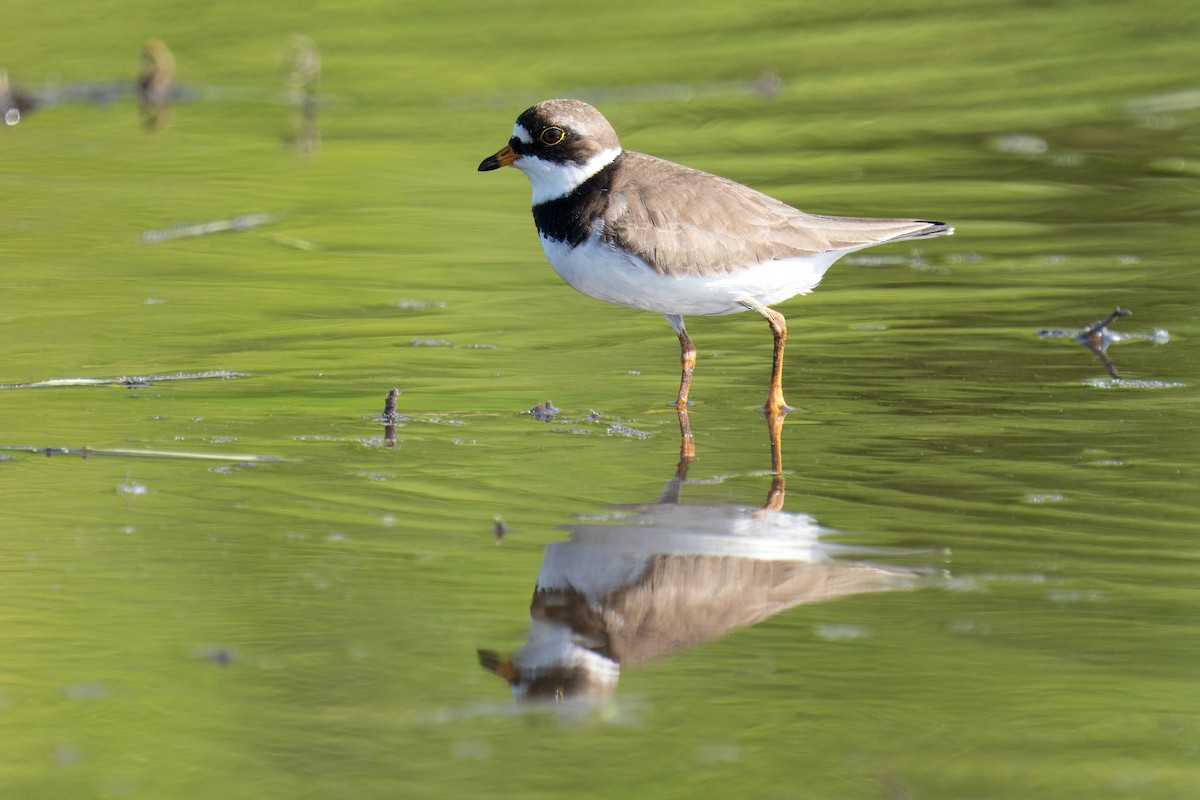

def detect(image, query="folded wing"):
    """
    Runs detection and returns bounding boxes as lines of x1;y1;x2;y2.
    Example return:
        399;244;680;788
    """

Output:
603;151;952;277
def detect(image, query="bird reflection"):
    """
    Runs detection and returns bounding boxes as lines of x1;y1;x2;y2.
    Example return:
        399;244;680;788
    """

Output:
479;409;926;703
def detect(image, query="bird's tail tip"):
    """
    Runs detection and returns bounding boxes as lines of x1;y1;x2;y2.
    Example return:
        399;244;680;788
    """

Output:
914;220;955;238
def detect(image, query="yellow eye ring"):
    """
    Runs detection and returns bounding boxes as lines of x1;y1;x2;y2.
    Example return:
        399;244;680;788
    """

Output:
539;127;566;146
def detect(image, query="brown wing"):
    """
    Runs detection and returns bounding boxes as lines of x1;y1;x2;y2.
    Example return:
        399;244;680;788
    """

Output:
602;151;951;277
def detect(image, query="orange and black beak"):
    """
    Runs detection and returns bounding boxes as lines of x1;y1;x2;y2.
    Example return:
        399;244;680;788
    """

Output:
477;649;519;682
478;144;518;172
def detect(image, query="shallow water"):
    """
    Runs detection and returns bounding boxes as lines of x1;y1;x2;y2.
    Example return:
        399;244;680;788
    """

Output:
3;1;1199;798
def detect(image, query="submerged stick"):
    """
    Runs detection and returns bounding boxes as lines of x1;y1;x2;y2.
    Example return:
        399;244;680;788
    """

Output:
0;445;283;462
0;370;247;389
381;387;401;446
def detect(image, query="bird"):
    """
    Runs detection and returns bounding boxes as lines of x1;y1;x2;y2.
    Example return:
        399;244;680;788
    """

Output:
479;99;953;415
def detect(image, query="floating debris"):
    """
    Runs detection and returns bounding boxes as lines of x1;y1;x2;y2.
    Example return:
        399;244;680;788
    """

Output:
1077;308;1129;379
266;233;317;251
208;461;262;474
381;387;400;420
0;370;247;390
117;472;148;497
141;212;281;244
987;133;1084;167
1037;308;1168;380
493;514;508;543
64;681;110;701
380;387;401;446
1125;89;1200;115
1;68;37;125
195;646;239;666
989;133;1049;157
0;445;283;462
394;299;447;310
1;62;195;127
606;422;652;439
813;623;871;642
138;39;175;131
845;254;908;267
1082;377;1185;389
281;34;320;155
524;401;559;422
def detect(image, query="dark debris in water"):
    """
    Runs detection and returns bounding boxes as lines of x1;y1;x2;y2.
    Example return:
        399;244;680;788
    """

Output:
381;387;401;421
1037;307;1169;380
0;444;282;463
379;387;402;447
0;370;247;390
195;646;239;666
520;405;656;439
524;401;560;422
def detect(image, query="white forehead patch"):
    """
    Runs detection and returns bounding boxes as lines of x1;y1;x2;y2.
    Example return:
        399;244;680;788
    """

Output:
512;124;533;144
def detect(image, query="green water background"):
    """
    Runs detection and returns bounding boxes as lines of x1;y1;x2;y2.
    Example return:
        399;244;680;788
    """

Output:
2;0;1199;797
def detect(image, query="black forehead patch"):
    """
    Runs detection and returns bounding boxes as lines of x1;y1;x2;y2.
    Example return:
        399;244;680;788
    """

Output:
516;105;556;136
510;106;593;163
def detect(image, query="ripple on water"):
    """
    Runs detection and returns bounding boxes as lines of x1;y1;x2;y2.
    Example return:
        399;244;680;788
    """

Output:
1083;377;1186;389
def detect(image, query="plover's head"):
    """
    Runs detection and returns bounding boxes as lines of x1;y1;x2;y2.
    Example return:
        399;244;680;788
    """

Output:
478;99;623;204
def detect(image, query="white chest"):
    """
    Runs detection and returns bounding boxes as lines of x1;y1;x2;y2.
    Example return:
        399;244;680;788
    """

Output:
538;233;844;317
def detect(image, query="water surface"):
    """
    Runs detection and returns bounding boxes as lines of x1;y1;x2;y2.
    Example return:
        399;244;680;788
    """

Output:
2;1;1199;798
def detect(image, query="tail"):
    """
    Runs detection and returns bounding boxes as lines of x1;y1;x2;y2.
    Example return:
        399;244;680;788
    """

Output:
809;214;955;250
895;220;954;241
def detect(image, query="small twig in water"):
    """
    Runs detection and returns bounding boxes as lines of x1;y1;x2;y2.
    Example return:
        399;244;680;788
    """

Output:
0;445;282;462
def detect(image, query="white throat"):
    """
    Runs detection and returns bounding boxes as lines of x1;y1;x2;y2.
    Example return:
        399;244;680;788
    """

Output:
516;147;622;205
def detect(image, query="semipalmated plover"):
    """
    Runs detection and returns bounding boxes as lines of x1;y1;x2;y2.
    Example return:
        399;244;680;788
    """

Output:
479;99;953;415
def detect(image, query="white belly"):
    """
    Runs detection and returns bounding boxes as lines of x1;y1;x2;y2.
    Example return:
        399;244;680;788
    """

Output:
540;234;846;316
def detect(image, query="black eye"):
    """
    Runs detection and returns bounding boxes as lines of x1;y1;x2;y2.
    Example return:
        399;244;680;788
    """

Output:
539;127;566;146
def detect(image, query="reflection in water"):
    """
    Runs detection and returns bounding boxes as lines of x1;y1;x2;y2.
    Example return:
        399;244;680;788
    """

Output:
479;410;929;703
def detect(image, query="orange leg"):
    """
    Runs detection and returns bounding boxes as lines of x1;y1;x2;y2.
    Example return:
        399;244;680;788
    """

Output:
665;314;696;410
665;314;697;459
740;299;792;414
676;330;697;410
